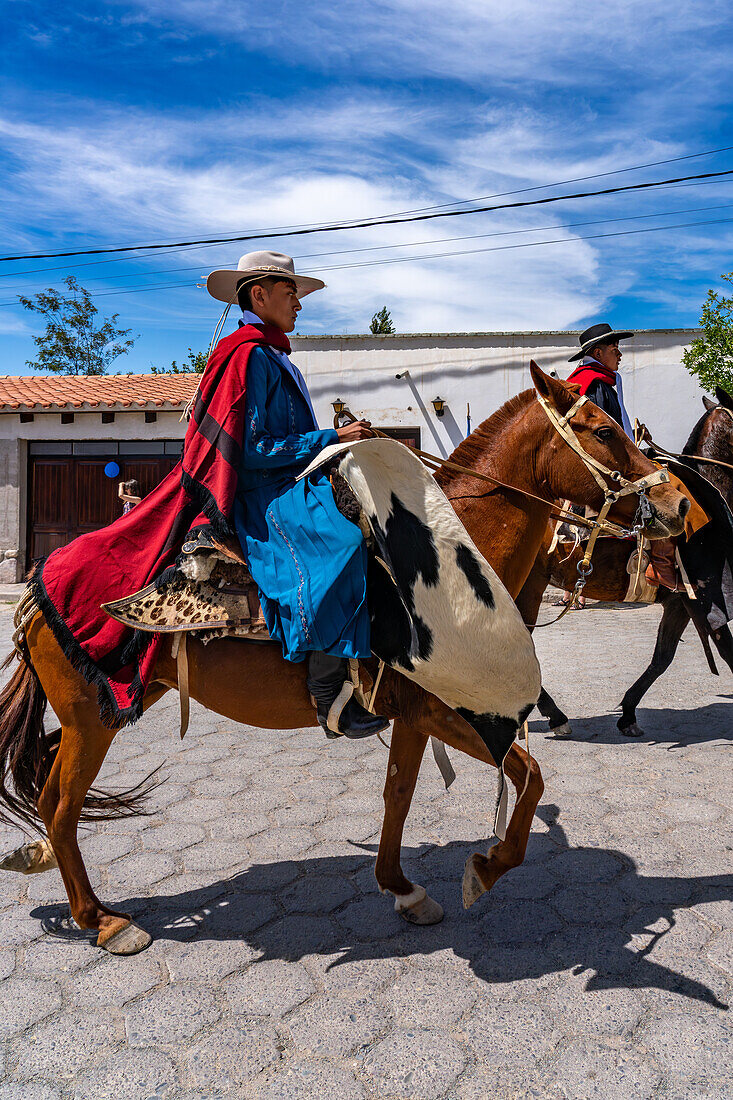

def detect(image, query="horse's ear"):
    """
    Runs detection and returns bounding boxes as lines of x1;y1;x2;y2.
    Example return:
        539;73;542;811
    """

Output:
529;360;576;415
703;395;717;411
715;385;733;410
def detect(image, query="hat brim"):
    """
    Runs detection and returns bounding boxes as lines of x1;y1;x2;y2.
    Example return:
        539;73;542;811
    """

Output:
206;268;325;305
567;330;634;362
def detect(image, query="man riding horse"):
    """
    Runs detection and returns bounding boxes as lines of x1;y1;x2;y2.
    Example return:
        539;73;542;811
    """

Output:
205;251;389;740
567;322;678;591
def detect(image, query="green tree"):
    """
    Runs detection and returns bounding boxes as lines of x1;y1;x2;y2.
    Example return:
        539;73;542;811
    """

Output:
152;347;209;374
369;307;395;334
18;276;135;375
682;272;733;395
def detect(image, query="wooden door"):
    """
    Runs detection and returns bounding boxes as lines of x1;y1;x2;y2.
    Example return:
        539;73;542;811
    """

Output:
28;458;74;561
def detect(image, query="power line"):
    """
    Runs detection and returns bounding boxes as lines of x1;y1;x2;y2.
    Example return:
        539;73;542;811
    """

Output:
1;212;730;307
4;200;733;294
1;167;733;263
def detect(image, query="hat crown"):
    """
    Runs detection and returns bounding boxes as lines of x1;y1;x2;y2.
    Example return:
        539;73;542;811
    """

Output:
236;250;297;277
579;322;613;347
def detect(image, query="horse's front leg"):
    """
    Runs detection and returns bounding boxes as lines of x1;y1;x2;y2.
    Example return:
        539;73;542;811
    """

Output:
375;720;444;924
462;741;544;907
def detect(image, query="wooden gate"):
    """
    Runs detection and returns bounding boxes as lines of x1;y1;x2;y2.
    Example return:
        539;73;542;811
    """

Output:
27;453;177;566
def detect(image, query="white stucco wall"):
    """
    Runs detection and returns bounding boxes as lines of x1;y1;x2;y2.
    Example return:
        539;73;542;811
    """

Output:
290;329;703;457
0;329;704;582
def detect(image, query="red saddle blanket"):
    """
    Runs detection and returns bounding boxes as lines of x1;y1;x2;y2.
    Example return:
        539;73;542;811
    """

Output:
29;324;290;728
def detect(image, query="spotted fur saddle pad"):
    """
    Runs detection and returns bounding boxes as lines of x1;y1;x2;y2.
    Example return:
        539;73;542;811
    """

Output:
102;528;271;643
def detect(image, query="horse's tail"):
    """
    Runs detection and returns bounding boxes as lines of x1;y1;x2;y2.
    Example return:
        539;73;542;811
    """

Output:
0;646;161;831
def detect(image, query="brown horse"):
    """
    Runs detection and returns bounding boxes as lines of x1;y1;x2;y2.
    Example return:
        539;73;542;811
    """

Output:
0;364;689;954
517;389;733;737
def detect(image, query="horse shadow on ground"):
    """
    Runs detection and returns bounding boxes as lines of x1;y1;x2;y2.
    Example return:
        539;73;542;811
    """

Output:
531;700;733;748
32;805;731;1010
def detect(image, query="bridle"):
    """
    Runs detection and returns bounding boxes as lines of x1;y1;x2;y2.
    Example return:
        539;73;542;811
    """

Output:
338;394;670;614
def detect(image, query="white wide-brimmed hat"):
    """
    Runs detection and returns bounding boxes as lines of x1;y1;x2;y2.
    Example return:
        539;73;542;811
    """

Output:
206;250;325;305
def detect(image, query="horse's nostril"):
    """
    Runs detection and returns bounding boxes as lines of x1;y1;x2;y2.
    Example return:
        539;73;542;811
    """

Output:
679;496;691;518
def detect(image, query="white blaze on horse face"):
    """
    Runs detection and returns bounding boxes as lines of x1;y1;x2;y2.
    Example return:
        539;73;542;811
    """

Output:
334;438;541;724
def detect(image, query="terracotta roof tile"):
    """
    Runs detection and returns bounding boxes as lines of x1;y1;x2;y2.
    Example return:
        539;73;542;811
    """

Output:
0;374;200;411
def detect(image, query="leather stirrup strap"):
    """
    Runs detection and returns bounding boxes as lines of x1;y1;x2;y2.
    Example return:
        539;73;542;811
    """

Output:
176;631;190;740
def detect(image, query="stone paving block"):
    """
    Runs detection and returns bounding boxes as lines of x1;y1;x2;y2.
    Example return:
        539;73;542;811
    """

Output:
287;778;346;802
105;850;178;890
124;984;221;1047
478;898;564;946
552;881;632;925
20;937;97;976
315;814;379;844
228;859;302;894
2;910;46;948
0;978;62;1038
550;847;627;883
78;831;136;864
381;966;477;1027
193;890;279;937
637;1011;733;1080
360;1027;467;1099
182;1020;280;1091
183;838;252;873
545;1040;661;1099
280;873;355;913
661;797;724;823
706;929;733;975
65;955;162;1007
138;822;207;853
550;972;645;1039
12;1010;123;1080
214;813;271;841
158;937;260;982
247;826;316;861
303;950;403;993
285;991;388;1057
459;1000;559;1066
0;1085;61;1100
335;892;399;941
271;801;326;827
0;949;16;979
73;1048;179;1100
255;913;340;960
248;1059;366;1099
167;797;236;822
224;959;314;1017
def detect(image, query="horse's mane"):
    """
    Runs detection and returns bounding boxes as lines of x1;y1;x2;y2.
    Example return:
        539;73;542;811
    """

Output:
437;389;534;487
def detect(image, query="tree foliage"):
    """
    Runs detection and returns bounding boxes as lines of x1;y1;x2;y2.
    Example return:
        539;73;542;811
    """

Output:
682;272;733;396
18;276;135;375
152;347;209;374
369;307;395;334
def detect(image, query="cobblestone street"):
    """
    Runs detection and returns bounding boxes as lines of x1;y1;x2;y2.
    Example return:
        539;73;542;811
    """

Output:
0;600;731;1099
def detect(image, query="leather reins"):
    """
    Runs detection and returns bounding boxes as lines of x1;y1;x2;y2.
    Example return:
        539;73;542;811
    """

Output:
338;397;668;584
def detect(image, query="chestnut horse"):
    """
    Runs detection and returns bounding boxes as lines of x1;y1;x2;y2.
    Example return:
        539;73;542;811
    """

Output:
517;390;733;737
0;364;689;954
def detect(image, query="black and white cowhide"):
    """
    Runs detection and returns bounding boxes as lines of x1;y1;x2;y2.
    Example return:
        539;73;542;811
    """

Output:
300;438;541;808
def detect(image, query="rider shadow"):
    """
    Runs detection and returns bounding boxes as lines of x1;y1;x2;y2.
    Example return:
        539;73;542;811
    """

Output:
31;804;730;1009
556;700;733;747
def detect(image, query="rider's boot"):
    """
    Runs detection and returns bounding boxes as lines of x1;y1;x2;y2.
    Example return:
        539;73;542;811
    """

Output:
645;538;679;591
306;652;389;739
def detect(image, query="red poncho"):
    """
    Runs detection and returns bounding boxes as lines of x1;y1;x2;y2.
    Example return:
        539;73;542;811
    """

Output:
30;324;290;727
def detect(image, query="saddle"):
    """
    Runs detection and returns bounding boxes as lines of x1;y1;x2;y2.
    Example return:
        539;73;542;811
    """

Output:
102;527;271;643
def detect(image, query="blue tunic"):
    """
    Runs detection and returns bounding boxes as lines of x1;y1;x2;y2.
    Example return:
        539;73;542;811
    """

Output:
234;344;371;662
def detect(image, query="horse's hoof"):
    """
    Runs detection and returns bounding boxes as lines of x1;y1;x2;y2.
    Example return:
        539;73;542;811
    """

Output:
0;839;57;875
462;853;487;909
620;722;645;738
400;894;444;925
550;722;573;739
97;920;152;955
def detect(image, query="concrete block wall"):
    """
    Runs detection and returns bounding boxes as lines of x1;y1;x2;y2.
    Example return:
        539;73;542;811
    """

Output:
0;438;21;582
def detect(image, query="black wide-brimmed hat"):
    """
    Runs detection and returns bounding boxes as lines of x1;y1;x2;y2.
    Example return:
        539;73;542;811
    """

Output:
568;322;634;362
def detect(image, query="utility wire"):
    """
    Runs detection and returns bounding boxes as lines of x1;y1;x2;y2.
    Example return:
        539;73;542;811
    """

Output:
1;212;730;307
4;200;733;294
2;167;733;263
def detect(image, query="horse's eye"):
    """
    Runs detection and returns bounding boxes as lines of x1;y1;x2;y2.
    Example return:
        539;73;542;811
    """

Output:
595;427;615;443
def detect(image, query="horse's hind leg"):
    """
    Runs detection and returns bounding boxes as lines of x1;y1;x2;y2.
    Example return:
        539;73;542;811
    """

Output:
37;721;150;954
618;594;690;736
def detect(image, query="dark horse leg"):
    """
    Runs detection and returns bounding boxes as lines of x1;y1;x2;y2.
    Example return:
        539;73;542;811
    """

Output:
618;593;691;736
536;687;572;738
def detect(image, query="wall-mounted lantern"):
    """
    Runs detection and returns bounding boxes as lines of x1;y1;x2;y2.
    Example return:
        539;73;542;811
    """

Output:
331;398;346;417
432;396;446;418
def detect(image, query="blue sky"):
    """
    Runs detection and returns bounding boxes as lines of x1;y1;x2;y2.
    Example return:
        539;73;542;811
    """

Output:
2;0;733;374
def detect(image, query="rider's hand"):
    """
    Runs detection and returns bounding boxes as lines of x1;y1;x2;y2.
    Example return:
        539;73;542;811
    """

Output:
336;420;373;442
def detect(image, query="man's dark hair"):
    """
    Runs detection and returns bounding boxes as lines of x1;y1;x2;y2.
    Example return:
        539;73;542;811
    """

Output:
237;275;293;313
